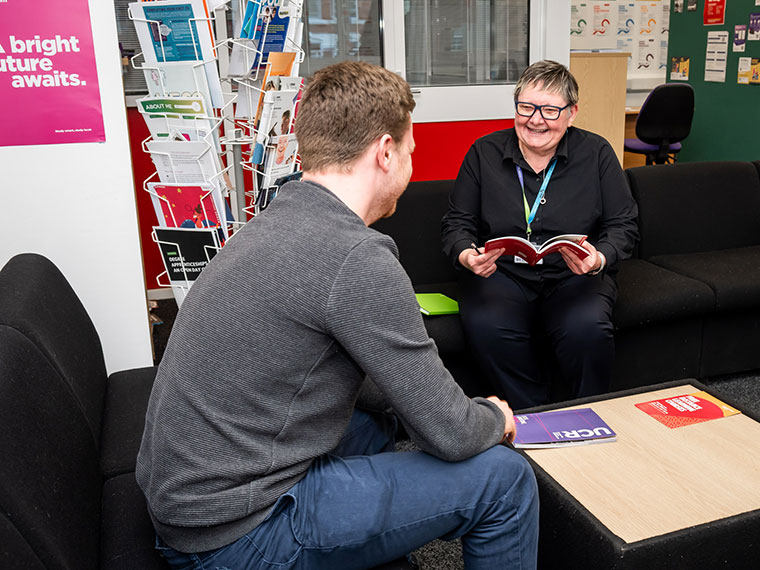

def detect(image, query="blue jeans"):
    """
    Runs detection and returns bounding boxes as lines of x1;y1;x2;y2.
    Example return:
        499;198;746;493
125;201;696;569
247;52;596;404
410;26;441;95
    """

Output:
156;409;539;570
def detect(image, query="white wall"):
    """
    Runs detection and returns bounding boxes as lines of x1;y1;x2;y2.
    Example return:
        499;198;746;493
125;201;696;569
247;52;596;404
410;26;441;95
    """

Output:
0;0;153;374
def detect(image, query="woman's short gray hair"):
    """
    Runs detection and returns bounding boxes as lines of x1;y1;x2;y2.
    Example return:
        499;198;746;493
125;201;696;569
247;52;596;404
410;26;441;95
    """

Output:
514;60;579;106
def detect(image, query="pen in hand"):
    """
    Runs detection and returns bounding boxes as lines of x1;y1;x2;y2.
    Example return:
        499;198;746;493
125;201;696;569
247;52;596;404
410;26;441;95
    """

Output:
471;243;480;255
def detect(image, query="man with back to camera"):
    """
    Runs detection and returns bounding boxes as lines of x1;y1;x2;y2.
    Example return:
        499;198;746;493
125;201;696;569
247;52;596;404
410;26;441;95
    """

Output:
136;61;539;569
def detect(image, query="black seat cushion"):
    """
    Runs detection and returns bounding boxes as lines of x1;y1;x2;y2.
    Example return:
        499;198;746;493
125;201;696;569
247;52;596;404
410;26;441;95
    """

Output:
612;259;715;329
650;246;760;311
0;326;102;569
413;281;464;357
101;472;169;570
100;366;158;479
0;253;108;447
0;514;48;570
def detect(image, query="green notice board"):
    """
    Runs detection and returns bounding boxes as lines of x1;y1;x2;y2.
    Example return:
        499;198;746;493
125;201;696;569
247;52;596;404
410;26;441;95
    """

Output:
667;1;760;162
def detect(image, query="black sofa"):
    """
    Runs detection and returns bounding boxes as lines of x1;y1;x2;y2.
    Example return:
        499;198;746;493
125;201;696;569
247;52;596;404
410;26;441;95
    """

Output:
0;253;164;569
372;160;760;399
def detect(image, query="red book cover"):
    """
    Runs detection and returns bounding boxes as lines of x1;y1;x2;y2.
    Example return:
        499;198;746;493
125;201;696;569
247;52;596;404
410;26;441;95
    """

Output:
484;234;589;266
635;391;740;429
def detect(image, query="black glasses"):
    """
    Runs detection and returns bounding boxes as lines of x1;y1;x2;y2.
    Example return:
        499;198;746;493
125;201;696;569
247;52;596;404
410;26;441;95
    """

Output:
514;101;571;121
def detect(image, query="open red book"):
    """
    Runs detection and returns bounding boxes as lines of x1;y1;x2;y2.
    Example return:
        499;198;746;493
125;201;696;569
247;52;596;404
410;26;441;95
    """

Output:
484;234;589;266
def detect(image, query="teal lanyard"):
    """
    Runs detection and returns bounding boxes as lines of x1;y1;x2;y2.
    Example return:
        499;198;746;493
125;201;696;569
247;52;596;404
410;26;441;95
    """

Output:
516;158;557;240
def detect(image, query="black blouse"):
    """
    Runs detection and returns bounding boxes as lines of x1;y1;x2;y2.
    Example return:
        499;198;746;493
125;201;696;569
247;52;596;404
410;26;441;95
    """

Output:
442;127;639;284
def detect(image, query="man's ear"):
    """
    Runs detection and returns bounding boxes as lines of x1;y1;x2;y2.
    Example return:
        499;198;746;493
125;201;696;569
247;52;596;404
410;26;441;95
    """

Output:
375;134;395;173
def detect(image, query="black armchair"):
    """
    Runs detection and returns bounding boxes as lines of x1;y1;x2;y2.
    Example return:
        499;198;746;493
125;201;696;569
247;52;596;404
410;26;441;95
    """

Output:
624;83;695;165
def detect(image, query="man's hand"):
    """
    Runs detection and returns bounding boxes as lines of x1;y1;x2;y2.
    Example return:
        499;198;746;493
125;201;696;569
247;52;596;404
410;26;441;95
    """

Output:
458;246;505;278
486;396;516;444
560;241;605;275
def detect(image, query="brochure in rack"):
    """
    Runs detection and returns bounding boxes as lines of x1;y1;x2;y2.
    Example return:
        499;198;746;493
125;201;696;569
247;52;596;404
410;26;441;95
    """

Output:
512;407;616;449
153;226;220;286
146;139;223;187
635;391;741;429
130;0;216;64
251;89;299;164
137;96;216;148
142;60;224;109
147;182;226;233
261;133;298;189
250;0;303;69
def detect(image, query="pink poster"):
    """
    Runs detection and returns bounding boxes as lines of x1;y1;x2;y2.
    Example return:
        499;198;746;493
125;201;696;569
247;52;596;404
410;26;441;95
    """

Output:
0;0;105;147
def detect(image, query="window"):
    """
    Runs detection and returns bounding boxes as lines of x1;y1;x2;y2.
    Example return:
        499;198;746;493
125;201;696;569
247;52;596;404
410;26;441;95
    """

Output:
301;0;383;76
404;0;529;87
115;0;570;121
114;1;149;95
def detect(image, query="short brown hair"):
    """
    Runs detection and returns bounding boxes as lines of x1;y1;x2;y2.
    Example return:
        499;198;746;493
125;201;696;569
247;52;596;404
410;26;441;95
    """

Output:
514;60;579;106
295;61;416;172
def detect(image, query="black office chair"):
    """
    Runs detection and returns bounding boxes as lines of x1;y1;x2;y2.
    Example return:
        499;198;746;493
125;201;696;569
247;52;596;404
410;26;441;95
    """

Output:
624;83;695;165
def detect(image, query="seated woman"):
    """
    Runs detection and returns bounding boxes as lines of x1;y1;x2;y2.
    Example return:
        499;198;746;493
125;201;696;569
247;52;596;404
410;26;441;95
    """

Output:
442;60;639;409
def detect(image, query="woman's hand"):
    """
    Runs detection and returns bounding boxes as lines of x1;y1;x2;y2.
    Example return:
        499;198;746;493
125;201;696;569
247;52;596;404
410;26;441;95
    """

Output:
560;241;605;275
459;245;504;278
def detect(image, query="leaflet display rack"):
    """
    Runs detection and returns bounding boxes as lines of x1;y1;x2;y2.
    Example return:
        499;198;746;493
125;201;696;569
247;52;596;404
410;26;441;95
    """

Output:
129;0;304;305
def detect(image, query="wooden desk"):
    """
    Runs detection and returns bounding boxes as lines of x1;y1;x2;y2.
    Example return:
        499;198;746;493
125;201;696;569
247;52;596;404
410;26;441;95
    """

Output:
519;380;760;569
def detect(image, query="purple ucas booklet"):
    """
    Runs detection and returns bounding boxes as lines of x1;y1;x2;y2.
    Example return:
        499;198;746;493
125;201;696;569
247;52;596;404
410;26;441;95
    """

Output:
512;407;616;449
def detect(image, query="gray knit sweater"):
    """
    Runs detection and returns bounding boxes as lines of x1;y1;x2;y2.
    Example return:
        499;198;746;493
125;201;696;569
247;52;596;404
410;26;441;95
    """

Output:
136;180;505;552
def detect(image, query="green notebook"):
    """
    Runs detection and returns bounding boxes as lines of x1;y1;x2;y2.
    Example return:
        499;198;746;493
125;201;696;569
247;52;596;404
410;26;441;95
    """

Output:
415;293;459;316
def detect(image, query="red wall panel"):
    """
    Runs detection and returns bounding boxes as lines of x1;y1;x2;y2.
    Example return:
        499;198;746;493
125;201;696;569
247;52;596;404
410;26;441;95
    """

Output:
127;108;167;290
410;119;514;182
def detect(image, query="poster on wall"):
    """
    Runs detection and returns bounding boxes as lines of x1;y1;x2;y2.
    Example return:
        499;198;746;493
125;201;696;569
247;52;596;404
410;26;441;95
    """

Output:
705;31;729;83
0;0;105;147
617;2;635;72
749;14;760;41
670;56;690;81
737;57;752;84
734;25;747;53
570;2;617;50
751;58;760;84
703;0;726;26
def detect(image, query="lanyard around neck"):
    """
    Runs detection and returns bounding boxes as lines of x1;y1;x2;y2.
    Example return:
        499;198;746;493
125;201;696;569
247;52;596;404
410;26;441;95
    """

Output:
516;158;557;239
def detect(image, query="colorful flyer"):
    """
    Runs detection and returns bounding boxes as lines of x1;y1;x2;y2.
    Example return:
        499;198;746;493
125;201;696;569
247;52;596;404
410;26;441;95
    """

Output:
637;37;656;70
705;30;729;83
734;25;747;53
635;391;740;429
751;58;760;84
738;57;752;84
591;2;613;38
750;13;760;41
671;56;690;80
570;2;591;49
703;0;726;26
0;0;105;147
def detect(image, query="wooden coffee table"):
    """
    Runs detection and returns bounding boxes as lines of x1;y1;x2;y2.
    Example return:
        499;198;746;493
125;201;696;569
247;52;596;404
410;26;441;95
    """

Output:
516;380;760;569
